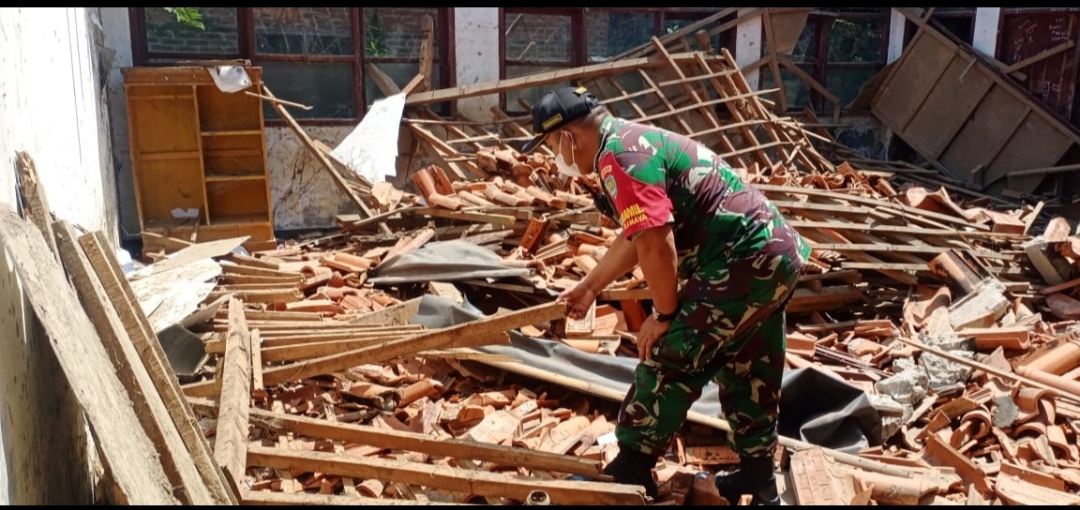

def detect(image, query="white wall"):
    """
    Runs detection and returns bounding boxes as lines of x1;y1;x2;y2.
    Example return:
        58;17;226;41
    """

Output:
735;8;762;90
973;8;1002;59
0;7;113;504
454;8;501;122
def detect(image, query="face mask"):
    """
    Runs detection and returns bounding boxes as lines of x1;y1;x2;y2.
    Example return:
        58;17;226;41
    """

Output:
554;131;583;178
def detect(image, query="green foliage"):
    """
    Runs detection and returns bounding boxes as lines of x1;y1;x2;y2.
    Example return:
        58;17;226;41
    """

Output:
365;11;388;57
164;7;204;30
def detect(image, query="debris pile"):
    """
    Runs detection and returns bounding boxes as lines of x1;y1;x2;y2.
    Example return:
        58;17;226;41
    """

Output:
9;8;1080;507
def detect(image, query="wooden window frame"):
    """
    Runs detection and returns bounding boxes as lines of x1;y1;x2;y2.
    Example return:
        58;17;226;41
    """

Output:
764;9;890;113
497;8;733;112
129;7;455;127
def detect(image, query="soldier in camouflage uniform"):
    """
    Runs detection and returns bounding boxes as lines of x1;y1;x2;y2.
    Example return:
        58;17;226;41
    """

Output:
522;87;810;505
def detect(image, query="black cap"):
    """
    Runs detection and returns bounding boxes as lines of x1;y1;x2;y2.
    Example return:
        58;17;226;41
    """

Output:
521;86;599;153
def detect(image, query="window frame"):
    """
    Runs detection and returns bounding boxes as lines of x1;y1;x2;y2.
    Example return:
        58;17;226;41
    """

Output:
497;8;735;113
129;7;455;126
761;8;891;113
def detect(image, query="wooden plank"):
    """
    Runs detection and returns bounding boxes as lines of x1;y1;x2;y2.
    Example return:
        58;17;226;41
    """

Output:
0;210;177;504
260;302;566;386
214;298;253;495
246;446;646;505
983;113;1074;193
940;86;1031;186
150;236;248;274
14;151;59;259
871;30;958;133
755;184;989;231
241;490;456;505
904;54;995;160
787;220;1021;239
54;222;215;505
405;55;669;106
215;406;604;476
78;231;236;504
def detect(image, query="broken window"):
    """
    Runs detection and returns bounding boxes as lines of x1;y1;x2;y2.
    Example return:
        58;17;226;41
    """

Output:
760;8;889;113
904;8;976;47
362;8;444;108
824;14;886;108
585;9;655;62
662;11;734;54
144;7;239;57
253;8;357;120
504;10;576;112
132;7;452;124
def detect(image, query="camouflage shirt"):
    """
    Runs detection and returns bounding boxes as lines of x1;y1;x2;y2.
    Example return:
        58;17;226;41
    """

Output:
593;116;811;299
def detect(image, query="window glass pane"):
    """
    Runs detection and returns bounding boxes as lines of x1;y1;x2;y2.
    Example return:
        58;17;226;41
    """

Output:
763;20;818;63
145;7;239;54
590;74;647;118
364;63;441;106
759;65;814;110
827;18;884;63
258;61;356;119
826;66;882;108
254;8;353;55
665;15;727;53
586;10;654;62
364;8;441;59
932;15;974;44
504;12;572;63
505;65;572;113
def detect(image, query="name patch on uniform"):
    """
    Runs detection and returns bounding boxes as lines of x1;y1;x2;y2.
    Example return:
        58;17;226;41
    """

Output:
620;203;647;228
541;114;564;131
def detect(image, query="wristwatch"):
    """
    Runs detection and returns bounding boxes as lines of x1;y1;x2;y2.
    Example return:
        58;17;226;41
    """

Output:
654;309;678;323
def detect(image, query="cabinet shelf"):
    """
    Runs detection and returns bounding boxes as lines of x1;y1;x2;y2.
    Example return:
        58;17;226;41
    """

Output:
201;130;262;137
205;174;266;182
123;65;275;249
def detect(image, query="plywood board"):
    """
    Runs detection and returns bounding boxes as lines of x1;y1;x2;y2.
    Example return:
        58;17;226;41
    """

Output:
939;86;1030;184
0;210;178;504
982;113;1074;192
904;55;995;159
54;221;215;504
871;32;956;130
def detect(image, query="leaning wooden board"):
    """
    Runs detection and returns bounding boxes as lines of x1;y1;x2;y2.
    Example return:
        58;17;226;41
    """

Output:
0;210;177;504
870;8;1080;195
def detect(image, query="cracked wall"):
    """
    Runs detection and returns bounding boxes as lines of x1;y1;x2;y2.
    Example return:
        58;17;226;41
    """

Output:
265;126;358;231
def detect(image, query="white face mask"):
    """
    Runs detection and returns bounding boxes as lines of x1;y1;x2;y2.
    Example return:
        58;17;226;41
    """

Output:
554;131;583;178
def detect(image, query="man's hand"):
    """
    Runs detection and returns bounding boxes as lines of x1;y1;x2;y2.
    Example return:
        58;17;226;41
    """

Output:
636;315;672;362
557;282;597;320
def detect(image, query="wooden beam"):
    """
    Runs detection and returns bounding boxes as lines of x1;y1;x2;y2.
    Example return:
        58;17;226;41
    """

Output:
55;222;216;504
189;403;605;477
0;211;177;504
262;86;391;235
241;490;456;505
78;230;236;504
406;55;682;106
246;446;646;505
1002;40;1075;75
260;302;567;386
214;298;253;495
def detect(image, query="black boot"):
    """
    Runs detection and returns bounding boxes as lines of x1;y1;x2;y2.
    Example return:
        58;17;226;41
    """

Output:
581;443;658;499
714;455;780;505
604;445;659;500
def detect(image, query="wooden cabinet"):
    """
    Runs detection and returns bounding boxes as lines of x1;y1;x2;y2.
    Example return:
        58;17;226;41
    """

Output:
122;65;276;251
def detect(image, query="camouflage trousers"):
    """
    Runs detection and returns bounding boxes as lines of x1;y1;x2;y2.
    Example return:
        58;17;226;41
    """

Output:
614;253;801;459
